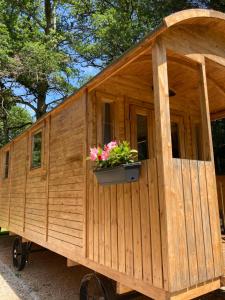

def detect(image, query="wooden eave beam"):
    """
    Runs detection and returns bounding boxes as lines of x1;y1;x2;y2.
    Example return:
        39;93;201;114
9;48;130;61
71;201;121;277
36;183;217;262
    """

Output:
211;110;225;121
164;9;225;28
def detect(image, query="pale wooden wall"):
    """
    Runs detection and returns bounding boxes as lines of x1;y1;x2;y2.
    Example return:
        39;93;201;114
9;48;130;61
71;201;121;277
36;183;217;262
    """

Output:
0;94;87;258
9;137;28;234
88;159;163;287
169;159;222;292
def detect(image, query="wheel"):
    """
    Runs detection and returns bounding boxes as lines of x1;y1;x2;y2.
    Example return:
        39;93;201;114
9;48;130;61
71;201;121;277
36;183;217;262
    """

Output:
12;237;27;271
80;273;116;300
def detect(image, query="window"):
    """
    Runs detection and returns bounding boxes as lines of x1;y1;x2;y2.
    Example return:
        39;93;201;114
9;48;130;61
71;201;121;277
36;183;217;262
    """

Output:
137;114;149;160
3;151;10;179
31;131;42;169
102;102;113;144
171;122;181;158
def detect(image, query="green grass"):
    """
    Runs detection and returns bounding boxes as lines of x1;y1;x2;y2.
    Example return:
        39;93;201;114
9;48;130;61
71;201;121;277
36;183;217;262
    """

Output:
0;228;9;235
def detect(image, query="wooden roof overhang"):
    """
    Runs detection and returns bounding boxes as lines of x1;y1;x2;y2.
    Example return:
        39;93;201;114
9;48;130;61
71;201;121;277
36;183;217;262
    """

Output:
1;9;225;149
84;9;225;118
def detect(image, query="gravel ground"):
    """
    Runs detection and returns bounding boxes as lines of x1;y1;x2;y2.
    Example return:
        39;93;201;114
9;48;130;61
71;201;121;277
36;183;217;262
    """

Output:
0;235;225;300
0;235;90;300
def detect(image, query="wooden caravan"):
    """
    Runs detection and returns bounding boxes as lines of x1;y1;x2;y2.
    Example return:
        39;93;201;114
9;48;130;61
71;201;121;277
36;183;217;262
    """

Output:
1;8;225;299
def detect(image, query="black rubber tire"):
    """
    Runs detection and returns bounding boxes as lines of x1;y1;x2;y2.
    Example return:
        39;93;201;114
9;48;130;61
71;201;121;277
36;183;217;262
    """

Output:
12;237;27;271
80;273;116;300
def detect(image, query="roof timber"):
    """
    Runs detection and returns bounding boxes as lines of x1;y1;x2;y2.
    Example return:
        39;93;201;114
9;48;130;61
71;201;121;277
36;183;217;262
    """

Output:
164;9;225;28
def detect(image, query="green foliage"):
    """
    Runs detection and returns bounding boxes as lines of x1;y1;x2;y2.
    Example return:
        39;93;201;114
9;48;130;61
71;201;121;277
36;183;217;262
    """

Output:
0;0;225;145
0;106;32;147
0;0;79;119
70;0;197;67
106;141;138;168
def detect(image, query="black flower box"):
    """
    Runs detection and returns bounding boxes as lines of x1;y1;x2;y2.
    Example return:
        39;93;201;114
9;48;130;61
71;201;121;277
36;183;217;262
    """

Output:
93;162;141;185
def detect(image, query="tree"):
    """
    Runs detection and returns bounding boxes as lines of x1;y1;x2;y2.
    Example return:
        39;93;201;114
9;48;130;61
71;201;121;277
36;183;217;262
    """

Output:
0;103;32;147
0;0;79;119
0;0;224;125
69;0;198;68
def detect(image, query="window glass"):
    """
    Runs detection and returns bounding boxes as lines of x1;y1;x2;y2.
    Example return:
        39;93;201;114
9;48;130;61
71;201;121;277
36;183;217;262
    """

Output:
31;132;42;169
103;103;113;144
212;118;225;175
137;114;149;160
171;122;180;158
4;151;10;179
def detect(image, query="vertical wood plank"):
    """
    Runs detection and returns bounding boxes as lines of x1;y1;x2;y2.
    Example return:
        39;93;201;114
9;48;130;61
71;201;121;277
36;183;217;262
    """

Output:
99;185;105;265
170;159;189;291
93;176;99;263
131;181;143;280
88;172;94;261
149;159;163;288
83;91;88;257
198;161;214;280
104;186;111;267
139;161;152;283
205;162;223;277
23;135;29;232
190;160;207;282
124;183;133;276
181;159;198;286
8;142;14;228
117;184;125;273
111;185;118;270
45;117;51;242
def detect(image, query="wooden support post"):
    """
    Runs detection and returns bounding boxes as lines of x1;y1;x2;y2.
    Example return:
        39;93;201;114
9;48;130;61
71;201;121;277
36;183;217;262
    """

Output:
116;283;133;295
152;37;172;290
198;60;214;161
67;259;79;267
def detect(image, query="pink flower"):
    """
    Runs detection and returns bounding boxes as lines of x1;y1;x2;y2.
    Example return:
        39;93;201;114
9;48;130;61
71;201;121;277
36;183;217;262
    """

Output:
107;141;117;150
101;150;110;161
90;147;98;161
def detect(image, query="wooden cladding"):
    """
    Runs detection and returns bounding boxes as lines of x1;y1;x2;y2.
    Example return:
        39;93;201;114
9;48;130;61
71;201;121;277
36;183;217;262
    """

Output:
169;159;222;292
87;159;163;288
0;96;87;258
87;158;222;294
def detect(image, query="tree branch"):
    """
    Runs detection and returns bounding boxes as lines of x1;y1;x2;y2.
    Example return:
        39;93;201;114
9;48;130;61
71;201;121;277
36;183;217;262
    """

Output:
8;122;33;131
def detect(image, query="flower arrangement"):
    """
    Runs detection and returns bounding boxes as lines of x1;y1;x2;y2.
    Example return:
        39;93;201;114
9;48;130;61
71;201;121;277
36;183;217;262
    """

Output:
88;141;138;170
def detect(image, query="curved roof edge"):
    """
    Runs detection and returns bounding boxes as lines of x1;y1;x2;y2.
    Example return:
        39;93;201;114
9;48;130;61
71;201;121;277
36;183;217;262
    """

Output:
164;8;225;28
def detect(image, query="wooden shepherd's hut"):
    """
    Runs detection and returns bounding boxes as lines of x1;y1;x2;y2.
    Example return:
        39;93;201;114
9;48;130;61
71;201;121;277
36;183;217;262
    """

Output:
1;9;225;300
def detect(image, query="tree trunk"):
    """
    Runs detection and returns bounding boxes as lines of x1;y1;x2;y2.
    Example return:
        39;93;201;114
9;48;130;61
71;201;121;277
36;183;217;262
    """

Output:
2;112;9;144
45;0;57;34
36;93;47;119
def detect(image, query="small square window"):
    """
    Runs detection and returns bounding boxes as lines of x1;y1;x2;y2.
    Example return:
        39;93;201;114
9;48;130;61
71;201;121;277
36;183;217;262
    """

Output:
31;132;42;169
3;151;10;179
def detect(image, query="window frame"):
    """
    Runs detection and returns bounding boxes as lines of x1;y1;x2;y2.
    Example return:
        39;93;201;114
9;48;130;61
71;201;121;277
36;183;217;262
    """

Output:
2;149;10;180
96;93;115;145
130;104;154;160
170;114;186;159
30;128;44;170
